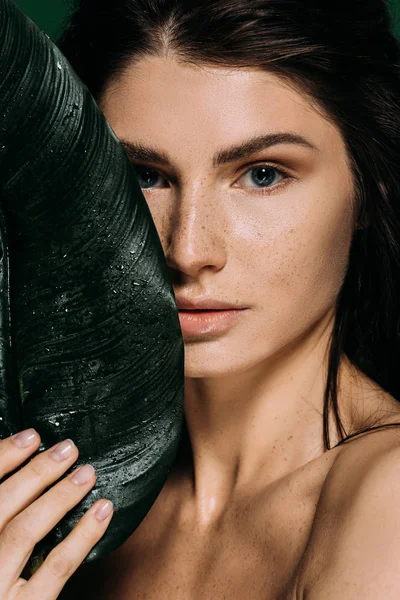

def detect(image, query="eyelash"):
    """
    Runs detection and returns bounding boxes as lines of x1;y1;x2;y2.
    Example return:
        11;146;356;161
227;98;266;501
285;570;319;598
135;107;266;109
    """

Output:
131;162;292;194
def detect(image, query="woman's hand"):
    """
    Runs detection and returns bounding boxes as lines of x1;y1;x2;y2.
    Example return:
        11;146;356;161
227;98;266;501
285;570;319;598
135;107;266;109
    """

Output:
0;428;113;599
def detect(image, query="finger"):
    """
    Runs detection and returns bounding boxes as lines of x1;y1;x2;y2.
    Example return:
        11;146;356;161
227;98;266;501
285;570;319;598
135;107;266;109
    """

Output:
0;439;79;532
22;498;114;600
0;429;41;479
0;463;96;589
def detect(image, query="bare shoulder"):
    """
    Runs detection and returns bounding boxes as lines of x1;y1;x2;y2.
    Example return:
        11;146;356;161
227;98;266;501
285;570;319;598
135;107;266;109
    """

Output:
297;418;400;599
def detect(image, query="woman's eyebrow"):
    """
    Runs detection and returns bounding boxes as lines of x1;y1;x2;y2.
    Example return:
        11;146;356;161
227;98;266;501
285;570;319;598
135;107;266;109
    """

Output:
120;132;319;168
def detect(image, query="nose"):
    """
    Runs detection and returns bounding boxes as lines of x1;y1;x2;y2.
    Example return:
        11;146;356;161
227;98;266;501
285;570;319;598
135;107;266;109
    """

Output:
163;184;227;279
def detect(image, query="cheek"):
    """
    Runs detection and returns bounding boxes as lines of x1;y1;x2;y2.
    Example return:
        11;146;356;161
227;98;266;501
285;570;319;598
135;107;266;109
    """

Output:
247;192;355;338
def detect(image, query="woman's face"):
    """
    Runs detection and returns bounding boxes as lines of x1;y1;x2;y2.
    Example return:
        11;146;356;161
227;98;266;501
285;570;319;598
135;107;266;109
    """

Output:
100;56;357;378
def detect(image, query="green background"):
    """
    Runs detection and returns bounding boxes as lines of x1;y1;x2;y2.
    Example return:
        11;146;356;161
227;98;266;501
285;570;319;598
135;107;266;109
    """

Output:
15;0;72;40
14;0;400;41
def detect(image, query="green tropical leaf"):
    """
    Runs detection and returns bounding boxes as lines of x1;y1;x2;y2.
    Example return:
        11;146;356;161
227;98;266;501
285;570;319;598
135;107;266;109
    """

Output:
0;0;184;569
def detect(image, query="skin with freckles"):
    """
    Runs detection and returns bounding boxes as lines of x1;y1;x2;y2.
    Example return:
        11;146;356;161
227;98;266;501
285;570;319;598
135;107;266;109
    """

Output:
60;56;400;599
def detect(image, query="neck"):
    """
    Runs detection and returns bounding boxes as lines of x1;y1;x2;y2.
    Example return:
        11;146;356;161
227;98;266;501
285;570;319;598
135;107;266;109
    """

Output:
172;311;360;529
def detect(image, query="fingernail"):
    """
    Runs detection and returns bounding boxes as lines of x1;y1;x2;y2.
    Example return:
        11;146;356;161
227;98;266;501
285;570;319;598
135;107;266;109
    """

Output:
11;428;37;448
69;464;95;485
50;439;75;461
95;500;113;521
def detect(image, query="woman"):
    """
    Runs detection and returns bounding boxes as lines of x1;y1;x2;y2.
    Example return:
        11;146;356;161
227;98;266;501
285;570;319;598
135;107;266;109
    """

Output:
2;0;400;598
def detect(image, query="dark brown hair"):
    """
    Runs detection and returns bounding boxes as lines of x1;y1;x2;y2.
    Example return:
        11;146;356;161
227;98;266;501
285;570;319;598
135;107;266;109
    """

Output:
58;0;400;450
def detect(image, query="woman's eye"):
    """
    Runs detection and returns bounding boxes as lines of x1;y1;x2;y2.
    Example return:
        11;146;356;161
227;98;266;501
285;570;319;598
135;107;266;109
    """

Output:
132;163;290;192
132;165;167;189
236;164;289;192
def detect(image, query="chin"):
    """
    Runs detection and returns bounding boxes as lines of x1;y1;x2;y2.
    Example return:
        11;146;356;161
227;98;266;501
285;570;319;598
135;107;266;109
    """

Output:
182;341;268;379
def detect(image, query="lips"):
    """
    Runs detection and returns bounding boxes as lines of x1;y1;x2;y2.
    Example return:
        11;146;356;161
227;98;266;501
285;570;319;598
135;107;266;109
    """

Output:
177;306;247;336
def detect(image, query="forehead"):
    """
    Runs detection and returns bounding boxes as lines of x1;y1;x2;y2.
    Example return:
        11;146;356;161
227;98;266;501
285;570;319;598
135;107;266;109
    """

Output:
100;55;341;156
